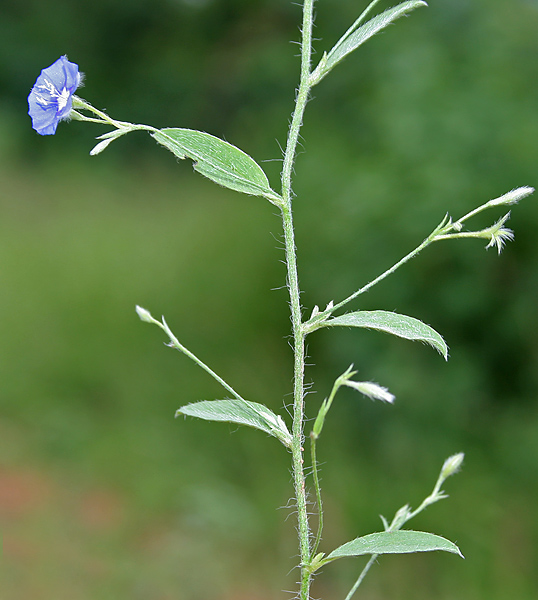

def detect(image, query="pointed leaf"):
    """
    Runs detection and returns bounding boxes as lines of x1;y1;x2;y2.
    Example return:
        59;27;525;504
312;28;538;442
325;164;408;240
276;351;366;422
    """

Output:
325;1;427;73
152;128;277;199
326;530;463;561
176;399;292;448
324;310;448;359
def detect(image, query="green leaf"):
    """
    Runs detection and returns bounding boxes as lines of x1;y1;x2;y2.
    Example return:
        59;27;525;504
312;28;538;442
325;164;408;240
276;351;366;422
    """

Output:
323;310;448;359
152;128;278;200
326;530;463;561
176;399;292;448
323;1;427;75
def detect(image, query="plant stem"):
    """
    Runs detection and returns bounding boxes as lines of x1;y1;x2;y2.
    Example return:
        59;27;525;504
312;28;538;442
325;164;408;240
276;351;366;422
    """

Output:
344;554;378;600
310;433;324;559
159;318;245;402
280;1;315;598
331;234;434;314
326;215;458;318
335;0;384;52
72;96;145;130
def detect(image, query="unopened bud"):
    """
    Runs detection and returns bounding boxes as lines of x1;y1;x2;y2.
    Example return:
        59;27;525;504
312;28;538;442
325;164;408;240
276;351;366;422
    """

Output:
90;137;115;156
488;186;534;207
343;379;395;403
135;305;155;324
440;452;464;480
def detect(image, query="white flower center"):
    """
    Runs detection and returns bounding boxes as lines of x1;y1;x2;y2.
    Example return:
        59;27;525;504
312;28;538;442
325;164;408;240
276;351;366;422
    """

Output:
34;78;71;114
57;87;71;112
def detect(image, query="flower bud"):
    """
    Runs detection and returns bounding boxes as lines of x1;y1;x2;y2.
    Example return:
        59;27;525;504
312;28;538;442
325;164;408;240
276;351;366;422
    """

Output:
90;137;115;156
343;379;395;403
440;452;464;480
488;187;534;207
135;305;155;324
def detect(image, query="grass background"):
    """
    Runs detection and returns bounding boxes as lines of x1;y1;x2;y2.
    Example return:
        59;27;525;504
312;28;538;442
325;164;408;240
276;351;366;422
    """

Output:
2;0;538;598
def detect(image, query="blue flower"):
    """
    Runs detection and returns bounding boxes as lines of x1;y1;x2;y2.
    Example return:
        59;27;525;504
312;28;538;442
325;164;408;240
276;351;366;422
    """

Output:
28;56;82;135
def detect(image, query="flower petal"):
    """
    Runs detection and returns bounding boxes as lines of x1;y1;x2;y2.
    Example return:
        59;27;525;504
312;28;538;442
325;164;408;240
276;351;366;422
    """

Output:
28;56;81;136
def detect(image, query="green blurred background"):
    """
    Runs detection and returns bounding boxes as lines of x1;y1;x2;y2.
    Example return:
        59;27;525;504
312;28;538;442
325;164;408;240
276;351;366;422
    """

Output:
1;0;538;598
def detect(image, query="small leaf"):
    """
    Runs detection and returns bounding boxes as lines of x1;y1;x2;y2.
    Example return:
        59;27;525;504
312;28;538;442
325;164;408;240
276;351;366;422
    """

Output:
326;530;463;561
176;399;292;448
152;128;278;200
324;1;427;75
324;310;448;359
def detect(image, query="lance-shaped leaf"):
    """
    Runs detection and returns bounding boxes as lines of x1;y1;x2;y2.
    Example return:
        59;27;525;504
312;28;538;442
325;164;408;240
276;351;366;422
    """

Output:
152;128;279;201
176;399;292;448
323;310;448;359
315;1;427;83
325;530;463;562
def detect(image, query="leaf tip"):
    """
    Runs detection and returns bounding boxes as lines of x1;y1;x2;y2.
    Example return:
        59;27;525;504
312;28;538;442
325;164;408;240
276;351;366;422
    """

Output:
436;339;449;361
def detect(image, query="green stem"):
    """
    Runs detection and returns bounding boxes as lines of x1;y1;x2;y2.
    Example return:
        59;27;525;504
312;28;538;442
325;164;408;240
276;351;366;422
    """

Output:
72;96;157;134
406;470;446;521
310;433;324;559
322;215;458;319
280;1;315;598
335;0;384;50
330;234;434;314
343;454;459;599
73;97;136;128
327;197;521;318
159;317;245;402
344;554;378;600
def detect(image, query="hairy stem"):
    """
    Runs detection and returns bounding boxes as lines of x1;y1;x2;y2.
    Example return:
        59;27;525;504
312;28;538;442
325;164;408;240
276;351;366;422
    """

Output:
280;0;315;598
